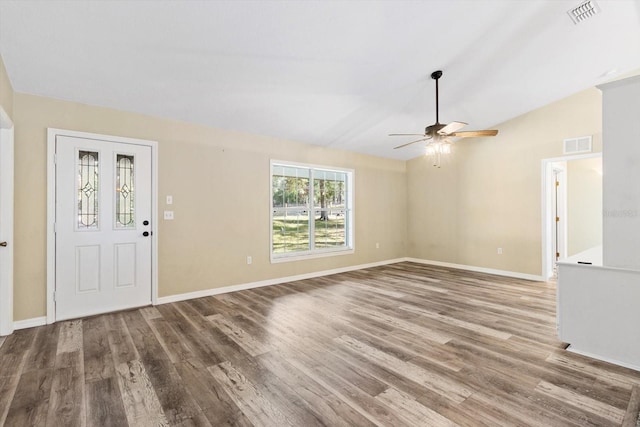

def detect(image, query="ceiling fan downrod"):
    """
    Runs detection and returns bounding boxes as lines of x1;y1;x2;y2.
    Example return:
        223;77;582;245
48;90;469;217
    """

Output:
431;70;443;125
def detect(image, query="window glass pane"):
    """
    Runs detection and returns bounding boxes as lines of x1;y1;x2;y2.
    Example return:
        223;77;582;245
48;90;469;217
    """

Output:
272;165;310;208
115;154;135;228
78;150;99;229
279;166;309;179
272;165;311;254
272;209;310;253
314;171;347;249
314;208;347;249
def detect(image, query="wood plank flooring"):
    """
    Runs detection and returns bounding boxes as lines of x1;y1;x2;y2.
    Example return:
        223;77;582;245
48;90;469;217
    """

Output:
1;261;640;426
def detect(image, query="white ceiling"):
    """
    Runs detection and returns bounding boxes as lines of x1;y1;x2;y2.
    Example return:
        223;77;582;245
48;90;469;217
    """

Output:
1;1;639;160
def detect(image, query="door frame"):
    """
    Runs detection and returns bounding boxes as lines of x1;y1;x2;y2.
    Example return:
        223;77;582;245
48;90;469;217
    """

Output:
552;162;567;269
47;128;159;324
541;152;602;280
0;107;14;336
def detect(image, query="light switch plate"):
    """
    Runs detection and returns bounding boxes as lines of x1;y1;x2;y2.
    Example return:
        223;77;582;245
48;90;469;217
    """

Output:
166;195;173;205
164;211;174;220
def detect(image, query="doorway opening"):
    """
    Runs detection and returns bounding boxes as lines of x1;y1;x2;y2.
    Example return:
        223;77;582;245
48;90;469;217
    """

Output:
0;107;14;336
541;153;602;279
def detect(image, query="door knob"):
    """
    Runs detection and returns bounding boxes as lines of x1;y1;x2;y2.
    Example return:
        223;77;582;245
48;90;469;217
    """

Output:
142;232;150;237
0;242;7;247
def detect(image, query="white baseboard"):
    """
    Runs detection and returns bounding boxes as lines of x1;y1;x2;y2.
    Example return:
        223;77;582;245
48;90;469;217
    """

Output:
404;257;544;281
7;257;544;332
10;258;544;330
157;257;543;305
13;316;47;331
156;258;406;305
566;345;640;373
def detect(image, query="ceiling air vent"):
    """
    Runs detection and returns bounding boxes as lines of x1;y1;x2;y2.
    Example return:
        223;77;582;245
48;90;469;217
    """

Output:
564;136;592;154
567;0;601;24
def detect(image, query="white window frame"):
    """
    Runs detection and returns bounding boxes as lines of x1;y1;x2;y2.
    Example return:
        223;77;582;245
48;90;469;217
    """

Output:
270;159;354;263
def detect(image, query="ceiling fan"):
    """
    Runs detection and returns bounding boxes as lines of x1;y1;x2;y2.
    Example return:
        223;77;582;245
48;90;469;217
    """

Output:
390;70;498;151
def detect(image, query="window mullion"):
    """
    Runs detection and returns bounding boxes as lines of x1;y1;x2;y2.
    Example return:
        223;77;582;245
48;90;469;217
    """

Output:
309;168;315;250
345;174;350;247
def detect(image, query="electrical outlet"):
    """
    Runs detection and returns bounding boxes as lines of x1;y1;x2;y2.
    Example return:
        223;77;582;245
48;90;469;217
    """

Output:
164;211;174;220
497;247;503;255
247;256;252;265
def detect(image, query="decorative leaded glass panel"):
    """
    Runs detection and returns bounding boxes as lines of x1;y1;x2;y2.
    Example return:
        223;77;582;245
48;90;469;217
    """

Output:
115;154;135;228
78;150;99;229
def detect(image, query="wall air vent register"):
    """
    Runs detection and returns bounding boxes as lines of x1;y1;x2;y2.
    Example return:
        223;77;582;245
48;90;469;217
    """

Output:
567;0;601;24
563;136;593;154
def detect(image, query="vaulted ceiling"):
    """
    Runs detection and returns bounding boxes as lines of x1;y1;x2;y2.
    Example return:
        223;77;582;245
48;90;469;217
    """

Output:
1;1;639;160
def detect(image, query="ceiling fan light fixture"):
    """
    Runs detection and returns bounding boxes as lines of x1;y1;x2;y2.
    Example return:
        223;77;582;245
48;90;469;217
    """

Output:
425;141;451;155
425;145;436;156
425;141;451;168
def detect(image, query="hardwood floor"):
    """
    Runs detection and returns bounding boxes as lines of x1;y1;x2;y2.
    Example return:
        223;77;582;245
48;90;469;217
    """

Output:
1;261;640;426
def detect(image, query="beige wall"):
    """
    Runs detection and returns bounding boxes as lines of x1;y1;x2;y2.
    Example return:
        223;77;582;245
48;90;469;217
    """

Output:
13;93;407;320
407;88;603;276
5;68;613;320
566;157;602;256
0;55;13;118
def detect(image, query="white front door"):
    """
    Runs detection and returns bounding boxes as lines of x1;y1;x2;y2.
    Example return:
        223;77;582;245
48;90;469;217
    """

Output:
0;108;14;336
55;135;152;321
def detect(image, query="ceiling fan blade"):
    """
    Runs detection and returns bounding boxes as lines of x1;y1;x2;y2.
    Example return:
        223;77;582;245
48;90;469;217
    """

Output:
388;133;426;137
450;130;498;138
438;121;467;135
393;136;432;149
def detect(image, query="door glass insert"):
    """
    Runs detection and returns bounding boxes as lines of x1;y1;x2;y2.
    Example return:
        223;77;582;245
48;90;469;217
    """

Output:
115;154;135;228
78;150;99;229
